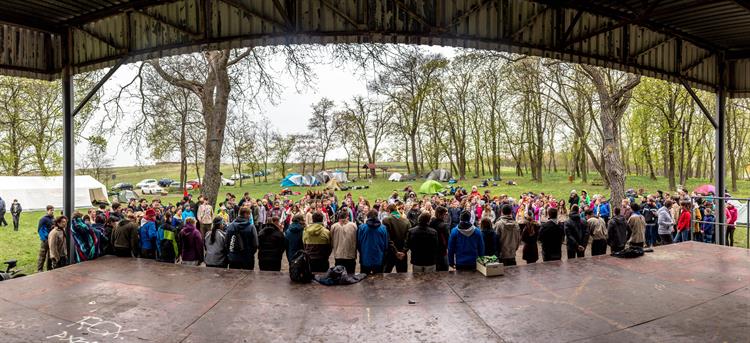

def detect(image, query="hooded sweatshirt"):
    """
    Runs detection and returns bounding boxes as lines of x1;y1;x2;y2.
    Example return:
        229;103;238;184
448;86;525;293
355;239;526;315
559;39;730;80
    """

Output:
179;222;204;262
405;223;439;266
38;213;54;241
657;206;674;235
357;218;389;267
494;215;521;259
330;221;358;260
258;223;286;263
447;221;484;267
139;220;157;250
303;222;331;260
285;222;304;262
225;217;258;264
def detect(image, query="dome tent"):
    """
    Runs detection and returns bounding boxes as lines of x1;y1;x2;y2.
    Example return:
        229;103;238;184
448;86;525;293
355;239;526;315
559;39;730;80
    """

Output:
418;180;444;194
388;172;403;182
425;169;452;182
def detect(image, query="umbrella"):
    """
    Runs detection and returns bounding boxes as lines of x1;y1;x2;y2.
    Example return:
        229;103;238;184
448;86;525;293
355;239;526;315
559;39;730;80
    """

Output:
693;184;715;195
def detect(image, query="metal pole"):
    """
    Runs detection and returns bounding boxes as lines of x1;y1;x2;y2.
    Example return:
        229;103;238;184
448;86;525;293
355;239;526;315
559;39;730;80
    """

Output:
63;28;76;264
715;53;727;246
746;199;749;248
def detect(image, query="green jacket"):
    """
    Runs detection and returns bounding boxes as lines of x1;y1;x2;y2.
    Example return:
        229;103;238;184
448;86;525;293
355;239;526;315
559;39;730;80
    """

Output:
303;223;331;260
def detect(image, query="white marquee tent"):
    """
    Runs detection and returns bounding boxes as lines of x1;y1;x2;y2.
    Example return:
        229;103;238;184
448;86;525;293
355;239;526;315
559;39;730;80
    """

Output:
0;175;109;211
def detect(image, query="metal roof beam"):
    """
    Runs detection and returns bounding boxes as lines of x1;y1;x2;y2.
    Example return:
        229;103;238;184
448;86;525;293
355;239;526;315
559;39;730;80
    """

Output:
393;0;440;32
631;37;673;58
318;0;364;29
446;0;496;29
512;7;549;39
133;9;202;39
681;78;717;128
565;21;625;46
63;0;184;26
271;0;294;31
681;52;715;74
0;13;60;33
219;0;287;29
73;26;126;52
73;56;127;117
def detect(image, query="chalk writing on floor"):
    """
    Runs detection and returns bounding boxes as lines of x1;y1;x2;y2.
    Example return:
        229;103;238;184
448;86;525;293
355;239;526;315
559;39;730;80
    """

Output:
46;316;138;342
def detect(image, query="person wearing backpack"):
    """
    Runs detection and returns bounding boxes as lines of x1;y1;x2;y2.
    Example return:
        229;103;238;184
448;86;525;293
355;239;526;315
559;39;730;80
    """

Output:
642;197;658;247
285;214;305;263
258;217;286;271
225;207;259;270
357;209;389;274
204;216;227;268
156;211;179;263
178;217;204;266
303;211;332;273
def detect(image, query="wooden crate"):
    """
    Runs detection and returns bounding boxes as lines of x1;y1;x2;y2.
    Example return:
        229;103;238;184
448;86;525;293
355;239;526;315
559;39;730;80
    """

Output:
476;261;504;277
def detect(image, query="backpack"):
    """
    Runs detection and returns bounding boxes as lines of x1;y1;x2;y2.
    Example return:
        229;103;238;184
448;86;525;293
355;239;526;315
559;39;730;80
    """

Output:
289;250;313;283
612;246;644;258
158;228;178;262
228;226;246;254
642;207;657;224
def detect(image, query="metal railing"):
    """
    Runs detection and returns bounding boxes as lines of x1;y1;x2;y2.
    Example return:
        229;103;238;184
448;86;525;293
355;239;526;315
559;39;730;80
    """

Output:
689;196;749;249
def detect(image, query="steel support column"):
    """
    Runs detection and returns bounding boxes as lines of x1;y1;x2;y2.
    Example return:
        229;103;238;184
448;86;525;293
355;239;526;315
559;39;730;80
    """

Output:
62;28;75;264
715;53;727;246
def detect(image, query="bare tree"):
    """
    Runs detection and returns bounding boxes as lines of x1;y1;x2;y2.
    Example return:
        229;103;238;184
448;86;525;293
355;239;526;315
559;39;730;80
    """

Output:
307;98;336;171
339;96;394;178
273;133;296;178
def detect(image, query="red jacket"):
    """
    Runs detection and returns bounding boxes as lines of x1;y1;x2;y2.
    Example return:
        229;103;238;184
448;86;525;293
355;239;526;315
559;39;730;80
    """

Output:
676;209;691;232
726;205;738;225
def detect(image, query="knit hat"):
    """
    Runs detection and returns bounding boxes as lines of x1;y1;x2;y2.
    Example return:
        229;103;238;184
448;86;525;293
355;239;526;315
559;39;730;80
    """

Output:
144;208;156;221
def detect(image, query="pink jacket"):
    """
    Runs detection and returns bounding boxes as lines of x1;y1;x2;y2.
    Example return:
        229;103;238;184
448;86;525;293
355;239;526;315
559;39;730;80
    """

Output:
726;205;738;225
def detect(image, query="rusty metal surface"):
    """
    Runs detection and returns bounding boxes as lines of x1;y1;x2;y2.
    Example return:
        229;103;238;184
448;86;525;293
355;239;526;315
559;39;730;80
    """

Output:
0;242;747;342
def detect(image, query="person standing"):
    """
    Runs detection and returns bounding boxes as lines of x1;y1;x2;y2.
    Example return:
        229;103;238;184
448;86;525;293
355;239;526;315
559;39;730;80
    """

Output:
726;202;738;246
257;217;286;271
429;206;451;271
330;210;358;274
303;211;332;272
285;214;305;263
197;198;214;237
520;211;540;264
586;209;608;256
564;205;589;259
495;205;521;266
382;204;411;273
225;207;259;270
0;196;7;226
204;217;227;268
36;205;55;272
405;213;439;273
178;217;204;266
657;200;675;245
448;211;484;271
538;208;564;261
479;218;498;257
673;202;691;243
607;207;629;252
641;197;659;247
10;199;21;231
357;210;389;274
139;209;157;259
48;216;68;269
627;203;647;247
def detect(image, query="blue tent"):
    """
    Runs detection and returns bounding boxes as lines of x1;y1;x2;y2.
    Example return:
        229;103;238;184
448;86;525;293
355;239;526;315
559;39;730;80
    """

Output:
281;173;303;187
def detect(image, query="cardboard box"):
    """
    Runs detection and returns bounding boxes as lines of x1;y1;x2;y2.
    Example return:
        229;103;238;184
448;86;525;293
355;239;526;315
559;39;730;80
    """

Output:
476;261;504;277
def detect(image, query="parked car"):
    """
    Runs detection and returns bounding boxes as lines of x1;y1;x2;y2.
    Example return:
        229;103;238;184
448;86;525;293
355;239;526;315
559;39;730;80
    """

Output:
111;182;133;191
221;177;236;186
230;173;251;180
141;184;166;195
253;170;268;177
187;179;201;189
158;178;175;187
135;179;158;189
169;181;193;190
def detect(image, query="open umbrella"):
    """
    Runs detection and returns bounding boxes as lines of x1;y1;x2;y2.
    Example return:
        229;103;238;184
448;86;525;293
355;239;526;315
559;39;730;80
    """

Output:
693;184;715;195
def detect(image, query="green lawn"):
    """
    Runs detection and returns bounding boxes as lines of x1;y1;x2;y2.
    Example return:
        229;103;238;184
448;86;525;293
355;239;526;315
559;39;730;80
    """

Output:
2;167;748;275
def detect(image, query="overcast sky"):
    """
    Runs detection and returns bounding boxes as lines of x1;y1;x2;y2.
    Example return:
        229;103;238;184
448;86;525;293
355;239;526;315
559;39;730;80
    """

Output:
82;45;460;167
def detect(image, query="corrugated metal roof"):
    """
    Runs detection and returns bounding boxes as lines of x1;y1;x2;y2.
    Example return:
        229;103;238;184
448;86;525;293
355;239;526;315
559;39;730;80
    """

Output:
0;0;749;96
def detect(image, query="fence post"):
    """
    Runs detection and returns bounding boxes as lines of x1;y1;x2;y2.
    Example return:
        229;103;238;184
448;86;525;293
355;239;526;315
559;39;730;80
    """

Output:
746;199;749;249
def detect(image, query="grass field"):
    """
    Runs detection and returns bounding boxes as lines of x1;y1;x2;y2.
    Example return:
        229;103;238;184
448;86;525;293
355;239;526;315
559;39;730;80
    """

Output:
1;164;748;275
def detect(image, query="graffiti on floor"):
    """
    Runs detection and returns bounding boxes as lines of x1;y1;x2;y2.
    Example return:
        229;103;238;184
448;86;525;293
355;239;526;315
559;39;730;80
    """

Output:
46;316;138;342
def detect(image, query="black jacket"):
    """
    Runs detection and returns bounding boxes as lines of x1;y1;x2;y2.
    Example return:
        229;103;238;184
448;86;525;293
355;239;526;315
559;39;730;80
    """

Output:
607;215;629;249
225;217;258;264
428;217;450;257
257;224;285;262
564;213;589;251
405;224;439;266
538;220;564;260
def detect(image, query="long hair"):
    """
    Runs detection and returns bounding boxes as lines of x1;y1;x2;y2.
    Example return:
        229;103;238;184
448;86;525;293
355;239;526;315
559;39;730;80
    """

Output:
209;217;223;244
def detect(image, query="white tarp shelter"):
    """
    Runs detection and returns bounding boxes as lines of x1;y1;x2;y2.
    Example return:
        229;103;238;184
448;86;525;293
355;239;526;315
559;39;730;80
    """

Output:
332;171;348;182
389;172;403;182
0;175;109;211
729;200;749;226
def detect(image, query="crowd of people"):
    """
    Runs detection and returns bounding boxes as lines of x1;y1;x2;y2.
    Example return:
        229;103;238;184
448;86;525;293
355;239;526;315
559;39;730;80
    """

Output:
32;185;739;275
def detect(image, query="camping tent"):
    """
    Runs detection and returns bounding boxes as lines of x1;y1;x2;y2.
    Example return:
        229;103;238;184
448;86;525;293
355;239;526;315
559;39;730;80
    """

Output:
315;171;333;184
325;179;343;191
388;172;403;182
332;170;348;182
0;175;109;211
281;173;304;187
426;169;452;182
302;174;320;186
419;180;444;194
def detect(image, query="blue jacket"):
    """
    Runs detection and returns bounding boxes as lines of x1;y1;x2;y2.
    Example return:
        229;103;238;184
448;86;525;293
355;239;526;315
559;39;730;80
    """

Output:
357;218;389;267
182;209;196;221
139;221;157;250
701;215;715;236
597;202;611;218
285;222;304;262
38;214;54;241
448;223;484;267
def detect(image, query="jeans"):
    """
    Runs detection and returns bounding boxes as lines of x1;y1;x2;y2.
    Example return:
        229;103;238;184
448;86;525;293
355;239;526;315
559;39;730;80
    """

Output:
11;214;19;231
673;230;689;243
645;224;658;246
360;264;383;274
334;258;356;274
567;248;585;259
692;232;703;242
0;211;6;226
591;239;607;256
436;255;449;271
412;264;436;273
383;254;408;273
228;260;254;270
659;234;673;245
727;226;735;246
